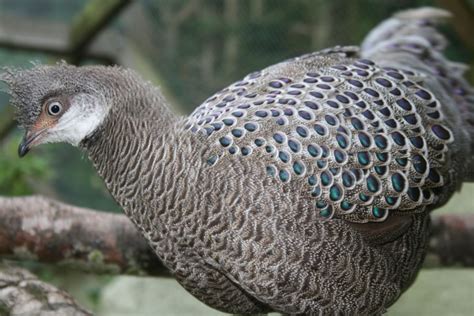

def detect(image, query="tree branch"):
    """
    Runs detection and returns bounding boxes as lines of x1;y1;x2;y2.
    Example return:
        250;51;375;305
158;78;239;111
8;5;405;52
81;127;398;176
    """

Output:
0;196;169;277
0;195;473;273
0;263;91;315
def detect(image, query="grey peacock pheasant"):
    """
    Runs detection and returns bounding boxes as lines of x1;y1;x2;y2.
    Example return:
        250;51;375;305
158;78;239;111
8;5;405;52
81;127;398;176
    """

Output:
2;7;473;315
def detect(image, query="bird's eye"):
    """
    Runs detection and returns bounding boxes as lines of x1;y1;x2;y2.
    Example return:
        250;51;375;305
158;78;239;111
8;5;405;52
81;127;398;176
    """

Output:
47;101;63;116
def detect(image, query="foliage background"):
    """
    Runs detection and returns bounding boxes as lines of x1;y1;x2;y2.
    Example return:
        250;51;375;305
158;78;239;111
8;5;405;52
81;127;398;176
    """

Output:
0;0;472;314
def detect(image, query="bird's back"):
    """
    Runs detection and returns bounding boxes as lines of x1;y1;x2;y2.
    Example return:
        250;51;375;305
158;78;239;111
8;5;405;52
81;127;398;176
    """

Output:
185;28;468;225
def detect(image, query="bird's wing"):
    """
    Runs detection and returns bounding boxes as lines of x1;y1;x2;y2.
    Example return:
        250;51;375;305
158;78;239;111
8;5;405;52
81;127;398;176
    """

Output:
185;47;453;223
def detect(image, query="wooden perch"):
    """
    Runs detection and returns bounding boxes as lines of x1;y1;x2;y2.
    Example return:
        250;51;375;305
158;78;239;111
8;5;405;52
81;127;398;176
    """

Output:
0;263;91;315
0;195;473;275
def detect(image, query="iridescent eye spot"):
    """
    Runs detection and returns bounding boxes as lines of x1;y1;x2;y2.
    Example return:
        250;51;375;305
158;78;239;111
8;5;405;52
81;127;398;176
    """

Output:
409;136;424;149
366;175;380;193
266;165;276;177
336;95;350;104
254;138;265;146
355;101;367;109
374;135;388;149
427;111;441;120
372;206;386;219
428;169;441;183
363;88;380;98
386;72;404;80
395;157;408;167
329;184;343;201
307;72;319;78
219;136;232;147
293;161;305;175
279;169;290;182
341;171;355;187
324;114;337;126
375;78;392;88
307;144;320;157
321;76;335;82
278;150;290;163
265;145;275;153
347;79;364;88
415;89;431;100
351;117;364;130
231;129;244;138
284;108;294;116
319;206;333;218
288;139;301;153
359;193;370;202
379;107;391;117
269;81;283;89
412;154;428;174
211;122;223;131
374;165;387;176
304;101;319;110
314;124;327;136
384;119;398;129
273;133;285;144
376;152;389;163
317;160;327;169
298;110;312;120
336;133;349;149
391;172;406;192
296;126;309;138
403;114;418;125
407;187;421;202
326;100;340;109
308;175;317;185
320;171;332;186
244;122;258;132
271;109;280;117
357;152;371;166
317;83;331;90
391;131;406;146
288;90;301;96
362;110;375;120
223;118;235;126
229;146;237;154
355;69;369;77
206;155;218;166
276;118;287;125
241;147;251;156
396;98;413;111
304;77;318;83
344;91;359;100
431;124;452;140
232;111;244;118
334;149;346;164
255;110;268;118
385;196;398;206
310;91;324;99
358;132;372;148
390;88;402;96
311;186;322;197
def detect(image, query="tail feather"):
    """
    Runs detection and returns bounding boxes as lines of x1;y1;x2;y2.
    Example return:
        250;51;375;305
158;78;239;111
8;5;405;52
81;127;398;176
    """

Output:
361;7;474;181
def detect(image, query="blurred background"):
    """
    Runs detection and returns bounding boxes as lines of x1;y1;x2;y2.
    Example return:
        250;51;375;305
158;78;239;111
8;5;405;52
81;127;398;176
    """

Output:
0;0;473;315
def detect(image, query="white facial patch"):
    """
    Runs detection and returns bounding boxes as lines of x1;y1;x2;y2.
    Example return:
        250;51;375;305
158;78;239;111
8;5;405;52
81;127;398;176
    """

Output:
44;93;108;146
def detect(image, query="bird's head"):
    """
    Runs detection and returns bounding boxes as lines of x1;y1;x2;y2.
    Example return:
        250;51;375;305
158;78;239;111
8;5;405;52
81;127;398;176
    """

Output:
1;63;115;157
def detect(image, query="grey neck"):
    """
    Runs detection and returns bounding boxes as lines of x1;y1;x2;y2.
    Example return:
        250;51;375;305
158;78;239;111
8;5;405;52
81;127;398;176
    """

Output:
80;85;205;236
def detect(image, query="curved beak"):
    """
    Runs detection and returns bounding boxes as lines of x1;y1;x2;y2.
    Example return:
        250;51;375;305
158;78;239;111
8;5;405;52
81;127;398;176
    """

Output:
18;129;45;157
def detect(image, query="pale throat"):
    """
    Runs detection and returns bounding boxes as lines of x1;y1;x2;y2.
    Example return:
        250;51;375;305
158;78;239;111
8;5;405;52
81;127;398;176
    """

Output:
45;94;109;146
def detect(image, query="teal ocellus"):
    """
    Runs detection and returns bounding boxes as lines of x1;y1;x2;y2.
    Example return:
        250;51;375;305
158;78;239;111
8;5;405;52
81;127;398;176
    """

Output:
2;7;473;315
